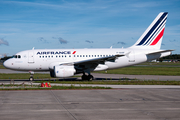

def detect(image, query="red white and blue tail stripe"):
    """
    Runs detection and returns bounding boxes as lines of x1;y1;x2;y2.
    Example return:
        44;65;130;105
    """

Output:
131;12;168;49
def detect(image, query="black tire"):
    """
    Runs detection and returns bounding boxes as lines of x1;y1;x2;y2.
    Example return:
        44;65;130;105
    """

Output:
88;75;94;81
29;77;34;81
81;75;88;80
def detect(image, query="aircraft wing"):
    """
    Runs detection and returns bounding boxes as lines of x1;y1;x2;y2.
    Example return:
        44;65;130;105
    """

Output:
71;54;124;73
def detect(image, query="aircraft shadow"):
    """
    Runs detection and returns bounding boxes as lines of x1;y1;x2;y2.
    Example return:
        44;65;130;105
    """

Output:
47;77;134;81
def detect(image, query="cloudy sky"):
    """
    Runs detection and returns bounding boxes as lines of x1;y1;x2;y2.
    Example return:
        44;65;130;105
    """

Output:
0;0;180;57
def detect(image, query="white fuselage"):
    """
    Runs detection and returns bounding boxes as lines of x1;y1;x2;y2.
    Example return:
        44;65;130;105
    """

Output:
3;48;170;72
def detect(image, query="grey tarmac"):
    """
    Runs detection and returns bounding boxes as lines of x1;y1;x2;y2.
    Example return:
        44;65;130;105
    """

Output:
0;89;180;120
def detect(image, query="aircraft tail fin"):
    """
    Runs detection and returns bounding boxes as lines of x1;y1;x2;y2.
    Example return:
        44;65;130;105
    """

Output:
131;12;168;50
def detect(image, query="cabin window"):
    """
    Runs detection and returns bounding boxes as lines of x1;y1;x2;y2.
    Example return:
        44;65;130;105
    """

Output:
69;55;71;57
74;55;76;57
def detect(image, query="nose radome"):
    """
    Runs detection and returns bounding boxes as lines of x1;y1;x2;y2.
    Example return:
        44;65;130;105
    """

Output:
3;60;8;68
3;60;11;69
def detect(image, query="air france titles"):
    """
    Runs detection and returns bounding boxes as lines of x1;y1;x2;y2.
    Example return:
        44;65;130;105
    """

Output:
37;51;71;55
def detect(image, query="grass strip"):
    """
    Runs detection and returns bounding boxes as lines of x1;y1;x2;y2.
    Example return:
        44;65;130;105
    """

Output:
0;65;6;69
35;80;180;85
0;73;80;79
0;73;51;79
0;84;111;90
94;66;180;76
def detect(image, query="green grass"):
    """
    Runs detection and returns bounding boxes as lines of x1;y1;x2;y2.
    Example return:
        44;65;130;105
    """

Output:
94;66;180;76
34;80;180;85
0;73;51;79
139;62;180;66
0;73;81;79
0;64;6;69
0;84;111;90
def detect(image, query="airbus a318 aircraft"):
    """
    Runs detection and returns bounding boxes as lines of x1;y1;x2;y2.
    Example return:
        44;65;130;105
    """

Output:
3;12;173;80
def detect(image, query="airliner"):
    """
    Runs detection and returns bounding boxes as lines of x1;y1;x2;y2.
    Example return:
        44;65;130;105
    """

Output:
3;12;173;80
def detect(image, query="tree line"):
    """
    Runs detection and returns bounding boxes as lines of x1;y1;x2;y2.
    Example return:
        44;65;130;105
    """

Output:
161;54;180;59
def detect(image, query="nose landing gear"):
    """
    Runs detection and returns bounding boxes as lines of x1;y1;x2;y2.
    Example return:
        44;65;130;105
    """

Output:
29;71;34;81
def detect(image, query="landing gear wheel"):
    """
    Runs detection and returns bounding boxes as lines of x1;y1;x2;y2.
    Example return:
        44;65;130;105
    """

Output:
81;74;94;81
29;71;34;81
81;74;88;80
29;76;34;81
88;75;94;81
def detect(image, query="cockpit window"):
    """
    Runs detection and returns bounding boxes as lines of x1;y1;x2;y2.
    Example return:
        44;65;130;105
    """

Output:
13;55;17;58
13;55;21;59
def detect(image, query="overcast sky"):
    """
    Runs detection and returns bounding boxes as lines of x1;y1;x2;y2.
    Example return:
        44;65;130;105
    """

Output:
0;0;180;57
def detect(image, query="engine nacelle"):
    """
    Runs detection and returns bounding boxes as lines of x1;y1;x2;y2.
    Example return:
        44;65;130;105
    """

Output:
54;65;76;77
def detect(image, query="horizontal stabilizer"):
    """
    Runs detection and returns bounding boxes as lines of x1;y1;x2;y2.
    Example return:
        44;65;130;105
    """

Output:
146;50;174;55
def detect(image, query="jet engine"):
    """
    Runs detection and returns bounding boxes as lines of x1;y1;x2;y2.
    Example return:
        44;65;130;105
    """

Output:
53;65;76;77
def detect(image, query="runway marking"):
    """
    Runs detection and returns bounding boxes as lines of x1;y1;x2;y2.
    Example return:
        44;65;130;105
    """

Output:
50;90;78;120
1;101;180;105
2;108;180;113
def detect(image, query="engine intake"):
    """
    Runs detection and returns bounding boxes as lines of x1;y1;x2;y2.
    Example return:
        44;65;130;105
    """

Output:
54;65;75;77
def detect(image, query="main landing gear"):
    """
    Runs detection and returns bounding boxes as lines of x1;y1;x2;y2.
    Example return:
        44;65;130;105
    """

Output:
29;71;34;81
81;73;94;81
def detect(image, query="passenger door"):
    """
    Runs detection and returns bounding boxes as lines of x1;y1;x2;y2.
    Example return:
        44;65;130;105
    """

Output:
28;52;34;63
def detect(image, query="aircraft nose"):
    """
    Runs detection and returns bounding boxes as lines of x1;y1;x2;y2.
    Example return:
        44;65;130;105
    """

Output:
3;59;12;69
